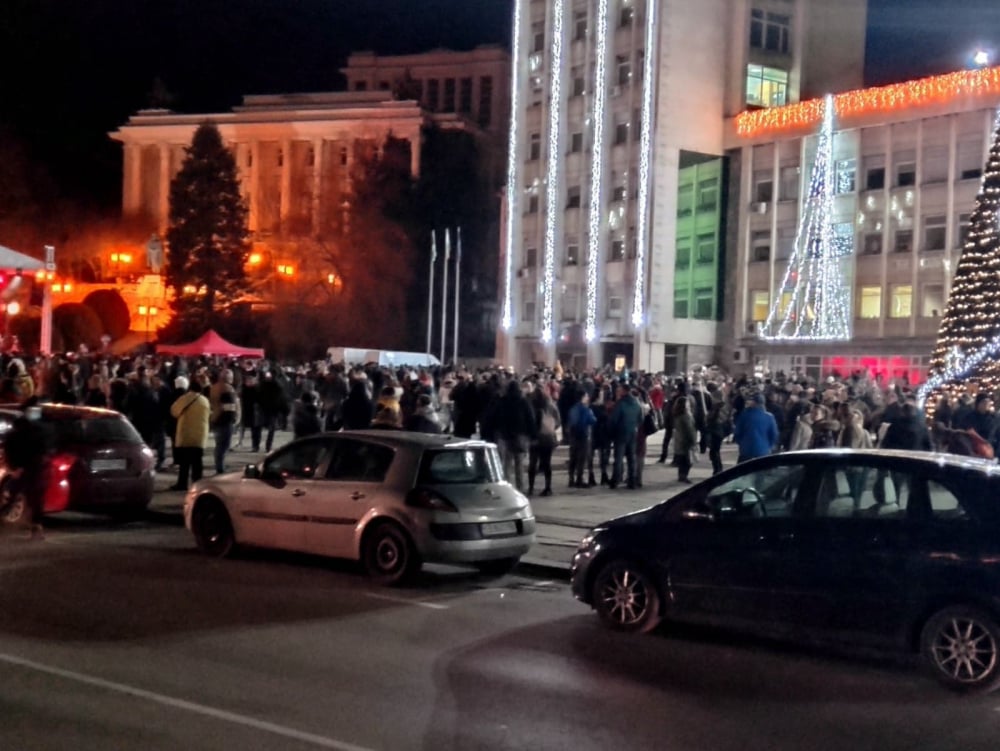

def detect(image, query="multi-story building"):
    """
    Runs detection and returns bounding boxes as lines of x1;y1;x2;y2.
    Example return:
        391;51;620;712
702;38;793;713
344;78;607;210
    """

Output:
496;0;868;372
726;69;1000;384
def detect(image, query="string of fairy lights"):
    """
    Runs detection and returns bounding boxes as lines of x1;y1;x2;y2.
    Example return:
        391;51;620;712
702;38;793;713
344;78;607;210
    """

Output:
540;0;565;344
759;94;853;342
630;0;657;329
584;0;610;342
919;106;1000;407
500;0;523;332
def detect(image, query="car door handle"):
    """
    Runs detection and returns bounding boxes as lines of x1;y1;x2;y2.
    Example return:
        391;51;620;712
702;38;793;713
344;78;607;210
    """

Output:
351;492;366;501
291;488;306;497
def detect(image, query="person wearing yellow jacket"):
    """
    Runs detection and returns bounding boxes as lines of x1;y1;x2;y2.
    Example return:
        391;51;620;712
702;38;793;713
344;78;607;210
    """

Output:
169;377;210;491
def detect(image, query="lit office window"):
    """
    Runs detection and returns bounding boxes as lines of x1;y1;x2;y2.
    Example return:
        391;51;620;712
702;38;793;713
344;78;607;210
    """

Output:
889;284;913;318
920;284;944;318
751;291;769;322
746;64;788;107
859;286;881;319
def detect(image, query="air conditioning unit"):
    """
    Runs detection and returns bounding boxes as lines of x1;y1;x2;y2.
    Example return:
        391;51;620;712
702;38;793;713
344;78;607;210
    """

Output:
753;202;769;214
733;347;749;364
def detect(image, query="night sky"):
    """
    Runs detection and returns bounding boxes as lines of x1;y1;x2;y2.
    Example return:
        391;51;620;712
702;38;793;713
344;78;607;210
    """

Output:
0;0;995;209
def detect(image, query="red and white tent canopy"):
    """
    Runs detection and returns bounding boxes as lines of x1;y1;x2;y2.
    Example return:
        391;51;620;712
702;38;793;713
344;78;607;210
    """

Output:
157;330;264;358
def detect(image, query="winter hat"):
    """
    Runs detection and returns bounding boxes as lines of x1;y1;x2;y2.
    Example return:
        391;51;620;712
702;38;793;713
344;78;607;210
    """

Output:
174;376;189;390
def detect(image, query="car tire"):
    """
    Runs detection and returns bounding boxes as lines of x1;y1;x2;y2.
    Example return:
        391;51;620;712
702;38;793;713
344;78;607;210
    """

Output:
475;557;520;577
362;521;420;586
192;498;236;558
920;605;1000;693
592;558;662;633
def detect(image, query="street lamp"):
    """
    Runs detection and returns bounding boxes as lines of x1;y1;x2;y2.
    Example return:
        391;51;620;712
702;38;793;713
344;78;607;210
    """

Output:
110;252;132;281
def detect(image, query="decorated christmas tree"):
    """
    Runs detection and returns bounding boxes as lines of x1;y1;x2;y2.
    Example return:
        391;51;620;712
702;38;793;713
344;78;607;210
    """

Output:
920;108;1000;406
759;95;853;341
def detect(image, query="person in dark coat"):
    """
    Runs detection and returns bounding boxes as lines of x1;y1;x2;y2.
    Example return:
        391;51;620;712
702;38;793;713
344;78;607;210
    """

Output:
450;373;481;438
590;385;613;485
957;393;998;456
527;387;560;496
881;399;932;452
4;400;54;540
292;391;323;439
608;382;643;489
239;373;262;451
341;377;375;430
257;371;289;450
491;379;537;492
404;393;442;434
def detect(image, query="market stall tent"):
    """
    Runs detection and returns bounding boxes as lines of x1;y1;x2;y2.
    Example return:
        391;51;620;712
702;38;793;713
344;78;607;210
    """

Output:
157;330;264;358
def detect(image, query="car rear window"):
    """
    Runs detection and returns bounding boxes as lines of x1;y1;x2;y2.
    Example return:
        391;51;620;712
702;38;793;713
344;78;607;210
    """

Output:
52;416;144;447
419;447;503;485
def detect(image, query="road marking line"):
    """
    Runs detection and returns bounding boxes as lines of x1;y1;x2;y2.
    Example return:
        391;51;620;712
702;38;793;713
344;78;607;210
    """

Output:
364;592;449;610
0;652;374;751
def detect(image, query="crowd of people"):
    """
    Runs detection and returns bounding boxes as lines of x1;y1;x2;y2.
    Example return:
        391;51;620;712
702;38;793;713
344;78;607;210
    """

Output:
1;349;997;503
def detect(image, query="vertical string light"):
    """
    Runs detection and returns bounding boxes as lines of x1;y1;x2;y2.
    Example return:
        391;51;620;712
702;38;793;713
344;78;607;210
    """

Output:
759;94;852;341
501;0;523;331
631;0;657;327
585;0;610;342
540;0;565;344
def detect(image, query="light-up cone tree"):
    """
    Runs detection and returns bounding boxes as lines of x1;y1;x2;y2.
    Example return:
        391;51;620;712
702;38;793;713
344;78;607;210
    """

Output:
759;95;853;341
920;107;1000;407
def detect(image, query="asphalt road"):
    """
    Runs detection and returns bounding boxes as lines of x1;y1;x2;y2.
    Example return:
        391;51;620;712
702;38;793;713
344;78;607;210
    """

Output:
2;518;1000;751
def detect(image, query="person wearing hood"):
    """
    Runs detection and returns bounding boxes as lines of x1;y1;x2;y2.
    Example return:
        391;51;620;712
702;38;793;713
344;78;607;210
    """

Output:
808;404;841;449
405;393;442;434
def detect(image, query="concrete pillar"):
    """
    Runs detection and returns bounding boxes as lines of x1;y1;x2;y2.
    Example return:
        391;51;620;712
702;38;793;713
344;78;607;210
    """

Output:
409;128;421;177
279;138;292;230
158;144;171;233
312;138;324;235
249;140;261;232
123;143;142;216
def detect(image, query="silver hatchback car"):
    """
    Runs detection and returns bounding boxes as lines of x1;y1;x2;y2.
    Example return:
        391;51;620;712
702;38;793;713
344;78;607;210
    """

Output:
183;430;536;583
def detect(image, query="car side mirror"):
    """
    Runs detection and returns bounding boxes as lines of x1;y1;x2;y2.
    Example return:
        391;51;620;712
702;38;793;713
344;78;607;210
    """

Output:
244;464;261;480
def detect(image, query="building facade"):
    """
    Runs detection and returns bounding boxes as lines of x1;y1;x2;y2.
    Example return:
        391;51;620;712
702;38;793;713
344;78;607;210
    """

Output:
496;0;867;372
725;69;1000;384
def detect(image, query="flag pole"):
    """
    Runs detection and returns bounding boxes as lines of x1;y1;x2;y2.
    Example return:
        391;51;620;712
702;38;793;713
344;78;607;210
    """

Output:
440;228;450;364
453;227;461;365
426;230;436;355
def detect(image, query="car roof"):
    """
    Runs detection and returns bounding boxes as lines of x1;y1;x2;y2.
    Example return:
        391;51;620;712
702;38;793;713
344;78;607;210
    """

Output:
0;404;125;421
776;448;1000;475
334;430;493;450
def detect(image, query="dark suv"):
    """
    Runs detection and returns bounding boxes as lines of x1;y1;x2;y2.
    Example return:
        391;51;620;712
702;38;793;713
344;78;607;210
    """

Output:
0;404;155;520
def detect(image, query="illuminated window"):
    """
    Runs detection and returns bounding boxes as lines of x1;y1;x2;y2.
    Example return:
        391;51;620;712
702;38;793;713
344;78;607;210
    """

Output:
921;284;944;318
889;284;913;318
859;286;881;319
751;290;769;321
751;231;770;262
833;222;855;255
749;8;791;53
746;64;788;107
923;214;946;251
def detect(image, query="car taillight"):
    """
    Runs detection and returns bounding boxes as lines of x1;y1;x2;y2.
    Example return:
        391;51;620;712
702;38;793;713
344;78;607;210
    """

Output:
405;487;458;512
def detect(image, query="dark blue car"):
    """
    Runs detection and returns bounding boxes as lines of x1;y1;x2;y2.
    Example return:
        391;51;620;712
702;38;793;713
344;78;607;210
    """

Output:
571;449;1000;693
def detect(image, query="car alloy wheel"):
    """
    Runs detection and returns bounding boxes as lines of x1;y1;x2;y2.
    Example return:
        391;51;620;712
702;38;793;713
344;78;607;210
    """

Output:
363;522;419;585
921;606;1000;693
593;560;661;633
193;499;235;558
0;482;26;526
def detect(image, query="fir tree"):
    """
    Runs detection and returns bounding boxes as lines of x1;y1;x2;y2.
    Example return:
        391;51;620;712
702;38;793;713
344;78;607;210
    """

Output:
923;109;1000;403
165;121;250;334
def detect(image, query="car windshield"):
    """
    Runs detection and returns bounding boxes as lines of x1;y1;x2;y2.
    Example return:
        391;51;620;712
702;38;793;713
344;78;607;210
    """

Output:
419;447;503;484
51;416;144;447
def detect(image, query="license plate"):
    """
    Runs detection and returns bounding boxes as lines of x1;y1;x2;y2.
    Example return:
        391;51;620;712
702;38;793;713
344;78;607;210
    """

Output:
91;459;126;472
481;521;518;537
